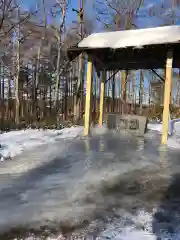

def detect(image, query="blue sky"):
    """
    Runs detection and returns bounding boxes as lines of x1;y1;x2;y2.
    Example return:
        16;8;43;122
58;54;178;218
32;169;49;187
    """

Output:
22;0;94;25
22;0;180;29
22;0;178;30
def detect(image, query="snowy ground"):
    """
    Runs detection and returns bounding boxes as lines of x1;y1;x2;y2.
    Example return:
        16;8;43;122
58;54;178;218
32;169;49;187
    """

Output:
147;122;180;149
0;123;180;239
0;122;179;161
0;127;84;161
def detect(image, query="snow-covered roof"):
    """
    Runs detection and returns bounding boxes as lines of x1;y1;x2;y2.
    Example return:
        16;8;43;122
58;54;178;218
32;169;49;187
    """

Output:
78;25;180;49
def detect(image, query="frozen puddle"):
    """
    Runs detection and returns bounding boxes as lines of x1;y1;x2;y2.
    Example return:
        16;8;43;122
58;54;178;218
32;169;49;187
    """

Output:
0;124;179;239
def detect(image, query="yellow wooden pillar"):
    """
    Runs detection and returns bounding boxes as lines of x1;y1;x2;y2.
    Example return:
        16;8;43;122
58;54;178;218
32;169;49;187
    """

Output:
161;50;173;144
84;54;93;136
99;70;105;127
122;70;127;101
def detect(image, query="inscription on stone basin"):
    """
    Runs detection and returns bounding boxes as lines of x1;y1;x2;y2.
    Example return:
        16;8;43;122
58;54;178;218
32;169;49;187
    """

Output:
104;113;147;136
129;119;139;130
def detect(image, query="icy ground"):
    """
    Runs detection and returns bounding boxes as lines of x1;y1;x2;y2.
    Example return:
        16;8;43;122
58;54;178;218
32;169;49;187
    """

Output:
0;124;180;239
0;127;84;161
1;122;180;161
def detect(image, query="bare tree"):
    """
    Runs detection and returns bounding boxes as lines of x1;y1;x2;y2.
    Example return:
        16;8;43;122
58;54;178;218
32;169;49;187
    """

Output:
14;6;20;124
95;0;144;29
51;0;70;109
148;0;180;25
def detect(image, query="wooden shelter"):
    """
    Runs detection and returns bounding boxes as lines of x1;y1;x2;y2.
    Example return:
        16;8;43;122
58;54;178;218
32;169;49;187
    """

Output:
67;25;180;144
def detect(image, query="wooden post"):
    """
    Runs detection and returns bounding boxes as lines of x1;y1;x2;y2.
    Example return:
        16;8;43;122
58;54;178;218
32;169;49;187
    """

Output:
99;70;105;127
122;70;127;101
84;55;93;136
161;50;173;145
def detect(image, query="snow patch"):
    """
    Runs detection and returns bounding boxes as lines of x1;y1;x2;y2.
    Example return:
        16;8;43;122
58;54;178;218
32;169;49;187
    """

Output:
147;123;162;132
147;123;180;149
0;126;83;161
98;209;156;240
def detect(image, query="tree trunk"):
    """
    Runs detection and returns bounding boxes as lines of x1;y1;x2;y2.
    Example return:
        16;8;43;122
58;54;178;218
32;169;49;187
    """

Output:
34;48;41;117
139;70;144;115
15;59;20;124
15;8;20;125
54;36;61;109
74;54;83;122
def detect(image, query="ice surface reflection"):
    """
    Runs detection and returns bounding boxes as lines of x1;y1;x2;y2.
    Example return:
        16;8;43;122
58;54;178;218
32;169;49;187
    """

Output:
0;129;180;239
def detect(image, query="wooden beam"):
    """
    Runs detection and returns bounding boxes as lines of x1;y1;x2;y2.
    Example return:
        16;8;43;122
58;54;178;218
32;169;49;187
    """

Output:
161;50;173;145
67;43;180;69
105;69;119;84
99;70;105;127
84;54;93;136
151;69;165;82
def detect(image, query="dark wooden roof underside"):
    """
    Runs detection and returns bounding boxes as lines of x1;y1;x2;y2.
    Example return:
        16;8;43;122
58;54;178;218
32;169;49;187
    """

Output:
67;43;180;70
